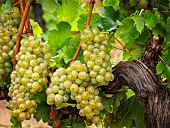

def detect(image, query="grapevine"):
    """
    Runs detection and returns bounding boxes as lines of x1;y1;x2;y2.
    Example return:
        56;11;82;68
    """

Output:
0;0;170;128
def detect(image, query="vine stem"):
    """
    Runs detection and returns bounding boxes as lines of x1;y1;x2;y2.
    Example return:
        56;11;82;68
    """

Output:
70;0;95;64
18;0;33;37
13;0;32;70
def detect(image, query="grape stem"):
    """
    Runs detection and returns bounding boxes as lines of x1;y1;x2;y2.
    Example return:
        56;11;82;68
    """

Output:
13;0;32;70
18;0;33;37
70;0;95;64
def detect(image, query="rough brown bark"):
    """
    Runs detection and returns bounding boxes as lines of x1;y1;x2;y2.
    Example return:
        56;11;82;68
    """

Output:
108;36;170;128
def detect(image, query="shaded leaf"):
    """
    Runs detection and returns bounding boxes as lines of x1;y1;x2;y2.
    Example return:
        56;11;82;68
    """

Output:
10;116;22;128
30;91;46;104
34;102;50;122
135;27;150;45
115;96;146;128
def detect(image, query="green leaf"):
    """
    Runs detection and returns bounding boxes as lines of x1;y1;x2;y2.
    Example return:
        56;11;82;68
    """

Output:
100;6;119;21
63;46;76;64
54;0;80;23
48;22;72;55
131;44;142;60
135;27;150;45
70;34;81;48
72;119;86;128
115;96;146;128
156;61;165;74
153;23;166;37
132;15;144;33
167;17;170;30
126;89;135;99
30;91;46;104
165;65;170;89
30;19;43;36
103;0;120;11
116;18;139;43
100;16;117;31
10;116;22;128
34;102;50;123
144;10;160;30
3;0;15;10
36;0;60;12
77;13;102;32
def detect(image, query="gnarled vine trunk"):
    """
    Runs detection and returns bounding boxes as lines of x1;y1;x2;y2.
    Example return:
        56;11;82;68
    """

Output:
109;36;170;128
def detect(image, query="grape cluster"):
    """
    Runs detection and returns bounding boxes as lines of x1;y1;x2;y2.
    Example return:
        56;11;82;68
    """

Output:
0;7;21;80
81;27;114;86
8;36;51;121
47;60;103;124
47;28;114;124
120;0;148;17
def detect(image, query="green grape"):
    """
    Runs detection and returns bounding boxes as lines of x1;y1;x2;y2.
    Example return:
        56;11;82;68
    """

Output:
70;84;79;92
18;112;26;121
81;91;90;100
96;75;104;83
92;116;101;124
84;105;92;114
55;94;63;104
9;35;50;122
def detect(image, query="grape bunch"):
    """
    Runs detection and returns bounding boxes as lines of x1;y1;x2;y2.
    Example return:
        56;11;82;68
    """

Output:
47;60;104;124
46;60;89;107
47;28;114;124
8;36;51;121
81;27;114;86
0;7;21;80
120;0;148;17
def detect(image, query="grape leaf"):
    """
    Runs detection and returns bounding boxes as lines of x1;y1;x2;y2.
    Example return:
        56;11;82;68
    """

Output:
115;96;146;128
48;21;72;55
144;10;160;30
132;15;144;33
103;0;120;11
126;89;135;99
167;17;170;30
62;46;76;64
100;6;119;21
54;0;80;23
102;90;127;114
153;23;166;37
70;34;81;48
135;27;150;45
77;13;102;32
156;61;165;74
36;0;60;12
30;91;46;104
72;119;86;128
115;18;139;43
30;19;43;36
34;102;51;123
10;116;22;128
